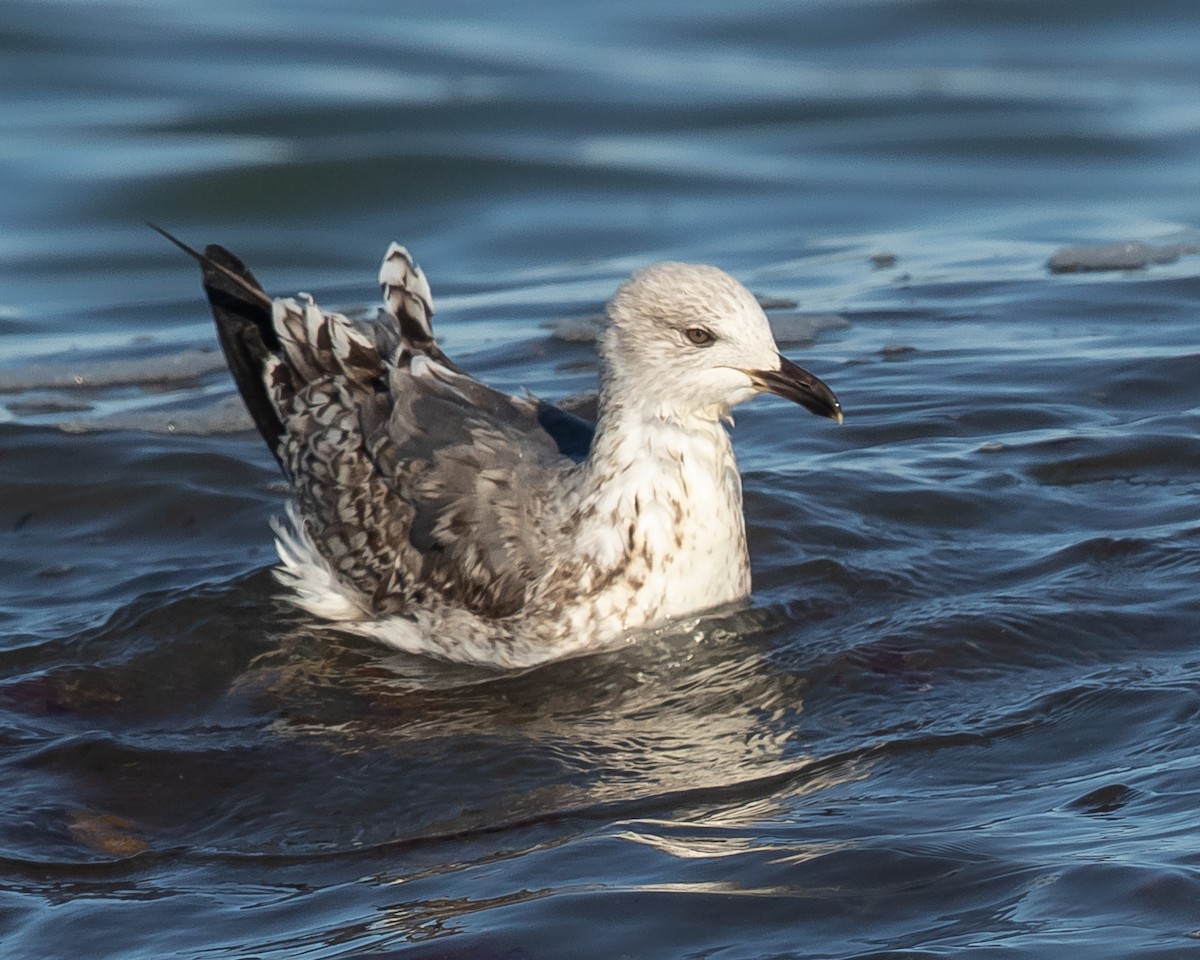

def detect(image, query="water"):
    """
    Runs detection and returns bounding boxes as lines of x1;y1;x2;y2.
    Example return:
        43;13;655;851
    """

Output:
3;1;1200;956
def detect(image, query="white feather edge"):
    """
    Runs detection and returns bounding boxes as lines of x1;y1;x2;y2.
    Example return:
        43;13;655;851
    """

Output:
270;502;368;621
268;502;598;669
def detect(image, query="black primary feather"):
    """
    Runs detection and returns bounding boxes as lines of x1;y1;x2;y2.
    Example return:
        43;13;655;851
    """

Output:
200;244;287;461
148;224;286;462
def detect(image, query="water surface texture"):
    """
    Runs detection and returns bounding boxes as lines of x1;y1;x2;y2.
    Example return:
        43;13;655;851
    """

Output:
3;1;1200;957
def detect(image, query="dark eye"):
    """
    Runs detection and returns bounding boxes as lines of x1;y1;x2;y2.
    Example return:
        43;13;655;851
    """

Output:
684;326;716;347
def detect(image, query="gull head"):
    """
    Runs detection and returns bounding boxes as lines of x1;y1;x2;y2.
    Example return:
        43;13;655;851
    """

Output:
602;262;842;424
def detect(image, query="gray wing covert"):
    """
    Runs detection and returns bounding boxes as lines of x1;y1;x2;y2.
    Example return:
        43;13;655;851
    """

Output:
362;354;577;619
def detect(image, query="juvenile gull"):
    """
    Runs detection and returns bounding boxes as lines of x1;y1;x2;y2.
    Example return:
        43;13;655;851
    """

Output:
154;227;843;668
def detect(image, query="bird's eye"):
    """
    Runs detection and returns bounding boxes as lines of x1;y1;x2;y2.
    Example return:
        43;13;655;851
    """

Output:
684;326;716;347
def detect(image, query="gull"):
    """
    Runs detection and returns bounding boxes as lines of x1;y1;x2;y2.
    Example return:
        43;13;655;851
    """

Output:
153;226;843;668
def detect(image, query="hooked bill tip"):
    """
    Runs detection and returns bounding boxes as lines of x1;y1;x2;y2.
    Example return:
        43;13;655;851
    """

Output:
747;357;843;424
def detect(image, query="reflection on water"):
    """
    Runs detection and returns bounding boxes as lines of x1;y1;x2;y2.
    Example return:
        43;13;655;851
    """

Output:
3;0;1200;958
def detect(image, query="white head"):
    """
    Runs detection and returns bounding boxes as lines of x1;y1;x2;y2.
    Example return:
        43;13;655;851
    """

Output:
601;262;842;424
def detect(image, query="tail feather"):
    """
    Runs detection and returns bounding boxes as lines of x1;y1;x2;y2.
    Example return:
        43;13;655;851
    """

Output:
273;297;328;383
379;243;434;348
377;243;462;373
151;224;466;469
272;296;382;387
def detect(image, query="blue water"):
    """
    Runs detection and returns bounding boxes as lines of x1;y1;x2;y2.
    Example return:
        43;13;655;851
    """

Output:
3;1;1200;957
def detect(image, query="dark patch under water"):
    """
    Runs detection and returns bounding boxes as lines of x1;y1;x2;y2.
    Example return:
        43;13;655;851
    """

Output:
3;1;1200;957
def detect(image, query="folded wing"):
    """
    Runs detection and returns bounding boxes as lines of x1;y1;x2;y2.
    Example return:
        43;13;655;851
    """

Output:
185;233;593;619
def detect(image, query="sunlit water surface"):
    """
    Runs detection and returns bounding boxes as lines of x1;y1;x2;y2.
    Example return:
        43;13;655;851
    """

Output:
2;1;1200;957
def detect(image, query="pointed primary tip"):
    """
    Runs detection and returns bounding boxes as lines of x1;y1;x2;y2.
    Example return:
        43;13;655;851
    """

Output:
146;222;274;310
146;221;206;263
